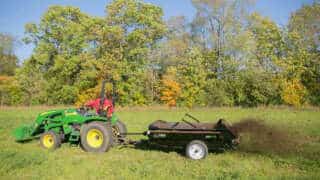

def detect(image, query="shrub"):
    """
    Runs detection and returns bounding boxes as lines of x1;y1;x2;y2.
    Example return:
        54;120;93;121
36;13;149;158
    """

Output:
281;78;307;107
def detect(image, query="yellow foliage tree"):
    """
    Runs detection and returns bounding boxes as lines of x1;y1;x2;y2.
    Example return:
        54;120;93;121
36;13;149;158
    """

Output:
0;76;22;105
281;78;307;107
160;68;181;107
75;81;113;107
0;75;12;82
75;87;99;107
0;76;13;105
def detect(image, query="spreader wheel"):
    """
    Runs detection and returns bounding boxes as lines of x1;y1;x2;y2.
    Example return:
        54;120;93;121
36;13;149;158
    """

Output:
185;140;208;160
80;122;113;152
40;131;61;150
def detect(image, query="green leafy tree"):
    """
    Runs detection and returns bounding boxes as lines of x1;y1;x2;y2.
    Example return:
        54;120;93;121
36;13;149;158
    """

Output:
176;48;207;107
21;6;95;104
103;0;166;105
288;2;320;105
16;56;47;105
20;1;166;105
0;33;22;105
11;0;320;107
0;33;18;76
191;0;254;76
248;13;285;72
288;2;320;51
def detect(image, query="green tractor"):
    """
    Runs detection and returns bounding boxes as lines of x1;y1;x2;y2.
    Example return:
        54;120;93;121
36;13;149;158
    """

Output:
13;80;127;152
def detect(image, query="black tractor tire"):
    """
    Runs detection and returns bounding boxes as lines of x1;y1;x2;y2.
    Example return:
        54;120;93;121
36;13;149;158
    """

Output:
112;120;127;138
185;140;208;160
40;131;61;150
80;122;113;152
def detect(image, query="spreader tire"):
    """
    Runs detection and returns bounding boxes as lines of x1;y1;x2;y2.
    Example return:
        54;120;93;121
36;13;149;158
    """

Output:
185;140;208;160
40;131;61;150
80;122;113;152
113;120;127;138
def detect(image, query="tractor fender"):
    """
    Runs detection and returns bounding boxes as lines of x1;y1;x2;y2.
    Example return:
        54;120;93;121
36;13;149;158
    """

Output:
80;120;112;134
81;118;111;129
83;116;109;123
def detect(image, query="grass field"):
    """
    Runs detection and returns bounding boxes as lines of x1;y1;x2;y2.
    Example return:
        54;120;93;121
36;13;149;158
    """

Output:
0;106;319;179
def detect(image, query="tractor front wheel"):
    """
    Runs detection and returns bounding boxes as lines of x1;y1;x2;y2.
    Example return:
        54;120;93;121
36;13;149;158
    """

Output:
40;131;61;150
80;122;113;152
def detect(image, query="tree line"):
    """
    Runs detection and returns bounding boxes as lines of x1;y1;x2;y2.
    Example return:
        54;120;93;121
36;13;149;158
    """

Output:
0;0;319;107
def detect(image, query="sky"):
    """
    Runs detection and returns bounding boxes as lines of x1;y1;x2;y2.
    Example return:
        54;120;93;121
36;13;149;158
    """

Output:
0;0;314;62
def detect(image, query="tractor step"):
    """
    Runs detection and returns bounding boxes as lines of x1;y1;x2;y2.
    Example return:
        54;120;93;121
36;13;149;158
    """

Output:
69;130;80;142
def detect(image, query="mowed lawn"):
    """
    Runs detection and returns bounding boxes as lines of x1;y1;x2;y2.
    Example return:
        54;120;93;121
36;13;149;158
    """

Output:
0;106;319;179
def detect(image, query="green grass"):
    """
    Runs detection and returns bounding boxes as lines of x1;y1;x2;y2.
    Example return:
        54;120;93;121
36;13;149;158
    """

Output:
0;106;319;179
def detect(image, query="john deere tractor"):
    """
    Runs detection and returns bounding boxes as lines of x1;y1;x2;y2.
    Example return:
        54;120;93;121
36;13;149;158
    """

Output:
13;80;127;152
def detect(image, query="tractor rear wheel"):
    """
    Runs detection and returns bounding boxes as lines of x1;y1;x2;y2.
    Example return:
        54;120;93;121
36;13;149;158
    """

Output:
112;120;127;138
80;122;113;152
40;131;61;150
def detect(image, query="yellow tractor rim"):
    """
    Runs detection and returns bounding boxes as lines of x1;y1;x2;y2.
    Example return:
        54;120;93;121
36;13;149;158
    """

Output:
86;129;104;148
43;134;54;148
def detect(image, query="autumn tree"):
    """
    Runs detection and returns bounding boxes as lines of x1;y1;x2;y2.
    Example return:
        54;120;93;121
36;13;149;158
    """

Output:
160;67;181;107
